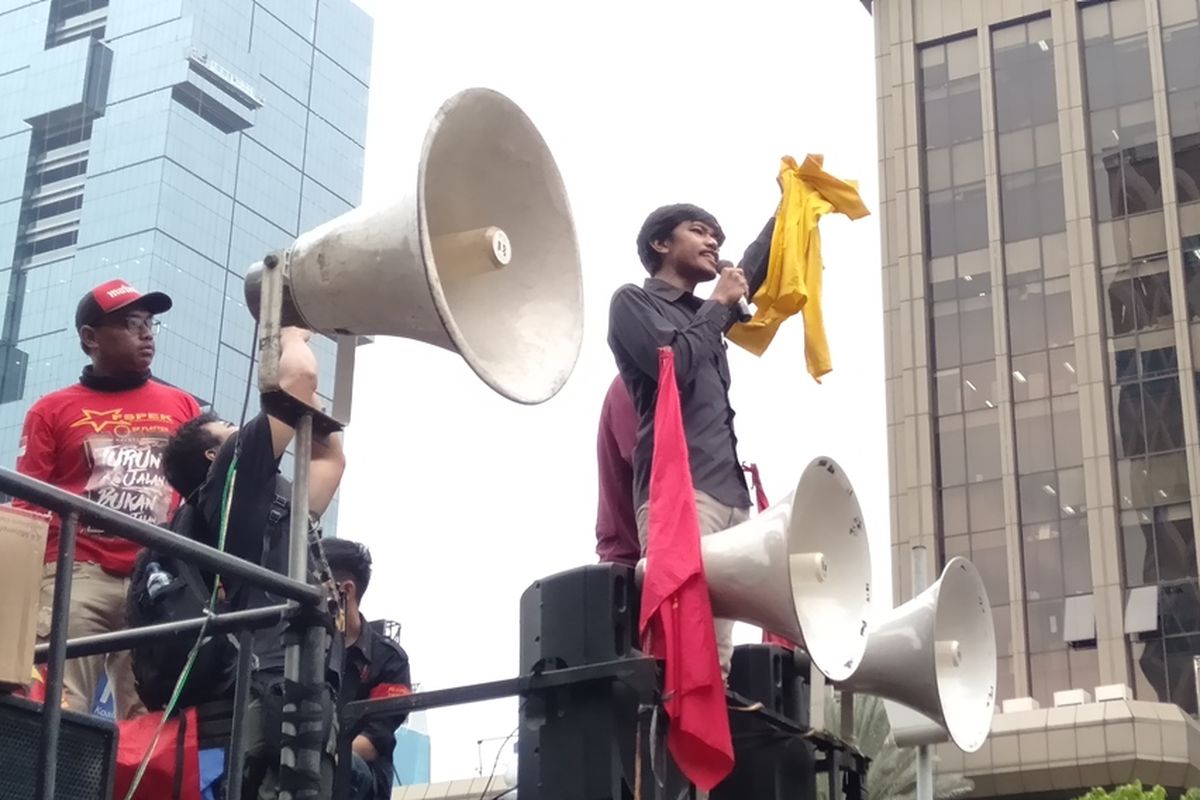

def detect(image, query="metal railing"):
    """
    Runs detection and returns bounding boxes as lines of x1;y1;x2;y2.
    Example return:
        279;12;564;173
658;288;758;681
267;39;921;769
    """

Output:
0;453;872;800
0;465;325;800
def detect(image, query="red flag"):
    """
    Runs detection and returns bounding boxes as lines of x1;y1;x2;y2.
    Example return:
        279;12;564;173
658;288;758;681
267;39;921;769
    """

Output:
639;347;734;791
113;707;201;800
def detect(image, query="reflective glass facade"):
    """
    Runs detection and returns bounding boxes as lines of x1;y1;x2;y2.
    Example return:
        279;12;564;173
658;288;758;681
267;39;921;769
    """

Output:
882;0;1200;715
0;0;373;527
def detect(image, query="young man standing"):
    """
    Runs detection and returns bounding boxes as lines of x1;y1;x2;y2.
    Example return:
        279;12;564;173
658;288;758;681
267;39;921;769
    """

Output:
321;537;412;800
607;204;773;676
16;278;200;719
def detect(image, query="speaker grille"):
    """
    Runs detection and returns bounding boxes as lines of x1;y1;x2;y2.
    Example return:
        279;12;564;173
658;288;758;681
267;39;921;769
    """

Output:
0;694;115;799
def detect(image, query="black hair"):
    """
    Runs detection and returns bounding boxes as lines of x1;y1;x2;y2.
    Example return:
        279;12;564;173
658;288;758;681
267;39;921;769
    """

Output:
635;203;725;274
322;537;373;601
163;411;224;498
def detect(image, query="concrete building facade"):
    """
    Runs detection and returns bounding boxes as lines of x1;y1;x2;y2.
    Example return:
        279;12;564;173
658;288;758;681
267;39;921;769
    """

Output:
0;0;372;510
871;0;1200;793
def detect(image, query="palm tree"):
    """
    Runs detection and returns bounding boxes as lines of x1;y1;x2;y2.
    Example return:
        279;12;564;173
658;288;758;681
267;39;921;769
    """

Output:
817;693;974;800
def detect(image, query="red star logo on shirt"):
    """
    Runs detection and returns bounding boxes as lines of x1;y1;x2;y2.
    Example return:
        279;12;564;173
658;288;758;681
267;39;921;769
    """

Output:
69;409;126;433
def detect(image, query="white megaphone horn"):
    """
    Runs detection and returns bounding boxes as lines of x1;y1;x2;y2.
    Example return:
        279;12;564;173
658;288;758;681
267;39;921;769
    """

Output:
835;557;997;752
245;87;584;405
639;456;873;682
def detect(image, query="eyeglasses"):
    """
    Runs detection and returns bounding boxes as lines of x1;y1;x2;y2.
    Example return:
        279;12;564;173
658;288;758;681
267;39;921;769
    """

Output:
110;316;161;335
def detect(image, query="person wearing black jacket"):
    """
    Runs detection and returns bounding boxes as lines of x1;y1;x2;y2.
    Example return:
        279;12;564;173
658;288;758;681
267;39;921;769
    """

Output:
142;326;346;799
321;538;412;799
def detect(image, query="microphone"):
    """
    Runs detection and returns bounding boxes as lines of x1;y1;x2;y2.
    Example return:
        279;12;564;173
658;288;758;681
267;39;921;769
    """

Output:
718;260;753;323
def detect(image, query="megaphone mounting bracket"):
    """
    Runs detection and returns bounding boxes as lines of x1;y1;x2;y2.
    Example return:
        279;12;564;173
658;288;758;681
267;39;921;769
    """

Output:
254;250;344;437
260;389;344;439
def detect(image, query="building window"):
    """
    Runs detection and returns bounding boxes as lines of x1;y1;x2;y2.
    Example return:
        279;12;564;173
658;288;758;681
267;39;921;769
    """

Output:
45;0;108;47
1127;578;1200;714
1161;2;1200;209
1105;255;1185;458
994;18;1065;242
993;16;1094;705
922;38;987;260
1121;504;1197;588
922;38;1002;578
1099;234;1200;709
0;108;95;405
1082;0;1163;222
924;32;1014;704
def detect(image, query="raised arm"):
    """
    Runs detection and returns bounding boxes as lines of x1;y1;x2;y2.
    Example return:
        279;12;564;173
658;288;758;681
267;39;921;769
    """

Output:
739;216;776;300
265;327;319;458
307;425;344;518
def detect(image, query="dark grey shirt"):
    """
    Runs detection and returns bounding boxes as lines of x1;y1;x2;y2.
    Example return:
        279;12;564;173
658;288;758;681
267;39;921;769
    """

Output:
607;218;775;513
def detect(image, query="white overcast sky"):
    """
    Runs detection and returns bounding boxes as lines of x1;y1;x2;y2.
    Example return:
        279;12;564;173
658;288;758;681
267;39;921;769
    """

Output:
337;0;882;782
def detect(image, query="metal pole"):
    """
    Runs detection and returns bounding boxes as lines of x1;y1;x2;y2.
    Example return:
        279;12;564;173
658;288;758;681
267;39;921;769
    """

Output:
280;413;317;800
286;414;314;650
809;666;826;731
0;467;321;604
33;602;295;662
295;624;329;797
224;631;255;800
916;746;934;800
912;545;933;800
829;746;842;800
330;335;360;425
911;544;930;594
37;511;79;800
1193;655;1200;718
840;691;855;742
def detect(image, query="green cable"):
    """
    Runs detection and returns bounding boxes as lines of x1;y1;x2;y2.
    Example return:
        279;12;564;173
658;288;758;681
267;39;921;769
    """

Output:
123;454;239;800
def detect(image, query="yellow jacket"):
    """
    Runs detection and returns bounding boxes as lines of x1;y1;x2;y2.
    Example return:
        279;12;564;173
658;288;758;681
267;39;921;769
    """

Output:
728;155;869;380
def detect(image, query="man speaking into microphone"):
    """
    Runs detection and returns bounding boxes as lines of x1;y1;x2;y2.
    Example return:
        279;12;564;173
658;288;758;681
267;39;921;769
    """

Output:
607;204;772;677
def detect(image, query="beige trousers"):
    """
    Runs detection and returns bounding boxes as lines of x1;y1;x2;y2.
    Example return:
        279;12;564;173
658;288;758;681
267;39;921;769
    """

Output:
37;561;145;720
636;490;750;679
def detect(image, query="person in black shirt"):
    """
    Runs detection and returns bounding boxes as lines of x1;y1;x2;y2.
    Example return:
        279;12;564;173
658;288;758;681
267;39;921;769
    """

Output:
321;538;412;800
608;204;774;676
157;326;346;798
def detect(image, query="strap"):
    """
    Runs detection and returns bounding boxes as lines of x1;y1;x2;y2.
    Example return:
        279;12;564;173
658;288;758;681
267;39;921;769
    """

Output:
195;697;237;748
177;557;216;607
742;462;769;512
633;711;643;800
274;679;336;800
172;710;187;800
307;519;346;638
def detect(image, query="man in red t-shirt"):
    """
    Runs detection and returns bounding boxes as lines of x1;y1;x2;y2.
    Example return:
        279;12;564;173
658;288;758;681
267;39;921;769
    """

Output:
15;279;201;718
595;375;639;567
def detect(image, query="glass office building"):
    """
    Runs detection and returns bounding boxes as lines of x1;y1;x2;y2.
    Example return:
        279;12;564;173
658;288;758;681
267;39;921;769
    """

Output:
871;0;1200;793
0;0;372;499
393;709;432;786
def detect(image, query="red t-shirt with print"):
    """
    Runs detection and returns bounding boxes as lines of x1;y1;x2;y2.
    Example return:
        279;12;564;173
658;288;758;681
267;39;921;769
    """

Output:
15;378;201;576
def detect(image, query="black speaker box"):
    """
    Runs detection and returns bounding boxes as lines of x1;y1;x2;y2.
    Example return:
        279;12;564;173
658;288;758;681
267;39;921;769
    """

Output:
0;693;117;799
517;563;641;800
727;643;812;726
711;644;817;800
518;562;637;673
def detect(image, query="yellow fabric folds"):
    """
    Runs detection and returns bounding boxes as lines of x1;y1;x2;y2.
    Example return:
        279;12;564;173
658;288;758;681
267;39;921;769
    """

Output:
727;154;869;381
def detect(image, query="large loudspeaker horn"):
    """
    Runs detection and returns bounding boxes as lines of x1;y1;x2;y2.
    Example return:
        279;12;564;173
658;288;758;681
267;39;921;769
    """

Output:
695;456;873;682
836;557;997;753
246;87;583;405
